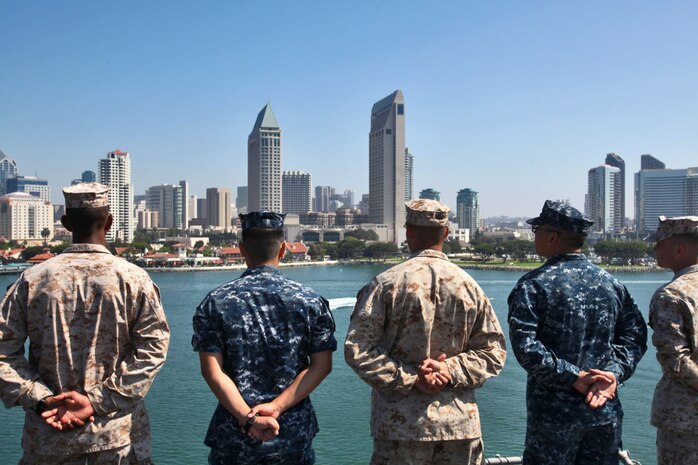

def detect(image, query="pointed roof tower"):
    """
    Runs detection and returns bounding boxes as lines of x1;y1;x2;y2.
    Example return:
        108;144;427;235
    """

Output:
252;102;280;132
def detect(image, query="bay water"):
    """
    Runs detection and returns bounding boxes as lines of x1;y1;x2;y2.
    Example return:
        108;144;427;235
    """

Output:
0;264;670;464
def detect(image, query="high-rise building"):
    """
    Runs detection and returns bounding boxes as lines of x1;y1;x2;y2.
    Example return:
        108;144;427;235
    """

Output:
457;188;480;233
82;170;96;182
196;198;207;221
314;186;332;212
179;180;189;229
146;184;185;229
282;171;312;215
405;148;414;201
369;90;406;244
604;153;625;227
236;186;248;214
206;187;232;230
248;103;282;212
0;192;53;240
331;189;355;209
0;150;18;197
99;150;133;242
586;165;622;234
641;154;665;170
419;188;440;201
635;166;698;236
6;175;51;201
188;195;198;221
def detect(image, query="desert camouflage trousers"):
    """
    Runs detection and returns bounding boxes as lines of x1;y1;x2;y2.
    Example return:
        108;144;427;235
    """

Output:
370;438;483;465
657;428;698;465
19;440;153;465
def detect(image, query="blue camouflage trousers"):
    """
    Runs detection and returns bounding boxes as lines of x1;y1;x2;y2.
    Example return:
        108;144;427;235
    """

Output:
208;447;314;465
523;420;621;465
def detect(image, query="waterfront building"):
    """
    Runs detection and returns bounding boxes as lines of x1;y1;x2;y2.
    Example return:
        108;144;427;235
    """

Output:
315;186;332;212
146;183;185;229
179;180;189;229
369;90;406;244
586;165;622;234
604;153;626;227
236;186;248;214
205;187;232;230
196;197;207;221
405;148;414;201
6;175;51;201
98;150;133;242
188;195;198;221
137;209;159;230
248;103;282;212
641;154;665;170
635;166;698;236
419;188;440;201
457;188;480;233
0;192;53;241
0;150;18;197
282;171;312;214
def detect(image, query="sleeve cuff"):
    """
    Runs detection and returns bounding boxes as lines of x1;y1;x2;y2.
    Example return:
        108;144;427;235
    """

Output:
390;363;419;394
21;381;53;410
86;385;118;417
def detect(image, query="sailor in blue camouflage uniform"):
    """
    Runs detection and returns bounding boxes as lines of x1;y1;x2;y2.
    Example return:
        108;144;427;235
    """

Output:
508;200;647;465
192;211;336;465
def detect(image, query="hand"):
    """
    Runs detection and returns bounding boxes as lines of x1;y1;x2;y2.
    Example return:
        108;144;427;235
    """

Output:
244;414;280;441
415;354;451;395
248;402;281;419
41;392;95;431
585;369;617;409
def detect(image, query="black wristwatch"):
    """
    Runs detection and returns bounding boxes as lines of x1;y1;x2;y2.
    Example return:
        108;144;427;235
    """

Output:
35;398;48;414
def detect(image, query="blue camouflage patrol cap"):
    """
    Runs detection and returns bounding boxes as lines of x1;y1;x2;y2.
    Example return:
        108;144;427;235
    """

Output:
239;211;286;231
527;200;594;235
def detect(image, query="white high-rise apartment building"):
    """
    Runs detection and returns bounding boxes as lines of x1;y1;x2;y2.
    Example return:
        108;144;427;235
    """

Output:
369;90;406;244
248;103;282;212
635;166;698;236
586;165;622;234
0;192;53;240
457;188;480;232
282;171;312;215
179;180;189;230
99;150;134;242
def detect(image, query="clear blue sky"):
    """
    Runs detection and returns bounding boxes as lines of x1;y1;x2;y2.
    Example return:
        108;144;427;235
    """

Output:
1;1;697;217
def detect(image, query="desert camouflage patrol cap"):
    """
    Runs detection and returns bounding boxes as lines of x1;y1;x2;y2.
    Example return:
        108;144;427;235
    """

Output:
405;199;450;227
62;182;110;209
239;211;286;231
527;200;594;235
645;215;698;242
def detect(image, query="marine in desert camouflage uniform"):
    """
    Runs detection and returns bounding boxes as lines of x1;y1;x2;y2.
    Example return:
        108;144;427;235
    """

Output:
193;211;336;465
647;215;698;465
508;200;647;465
345;199;506;465
0;182;170;465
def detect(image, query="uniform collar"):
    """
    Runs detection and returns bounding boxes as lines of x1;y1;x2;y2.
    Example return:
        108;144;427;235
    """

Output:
63;243;113;254
545;252;586;266
409;249;449;261
242;264;282;278
673;264;698;280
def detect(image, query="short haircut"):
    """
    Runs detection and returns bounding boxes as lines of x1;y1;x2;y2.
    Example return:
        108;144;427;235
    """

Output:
241;228;284;262
559;230;587;249
669;234;698;248
409;224;447;249
65;206;110;235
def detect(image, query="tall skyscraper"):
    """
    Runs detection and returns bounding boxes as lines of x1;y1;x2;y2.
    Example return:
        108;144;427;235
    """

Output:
0;192;53;240
236;186;248;214
604;153;625;227
586;165;622;234
314;186;332;212
635;166;698;236
146;184;185;229
0;150;18;197
206;187;232;230
248;103;282;212
641;154;665;170
369;90;406;244
188;195;198;221
5;175;51;201
179;180;189;229
99;150;133;242
419;188;440;201
405;148;414;201
282;171;312;214
82;170;97;182
457;188;480;233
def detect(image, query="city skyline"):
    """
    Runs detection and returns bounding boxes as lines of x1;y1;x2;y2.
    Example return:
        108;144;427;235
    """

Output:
2;2;698;217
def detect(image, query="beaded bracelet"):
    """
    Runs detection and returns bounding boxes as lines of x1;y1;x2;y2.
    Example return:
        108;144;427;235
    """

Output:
243;414;259;434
